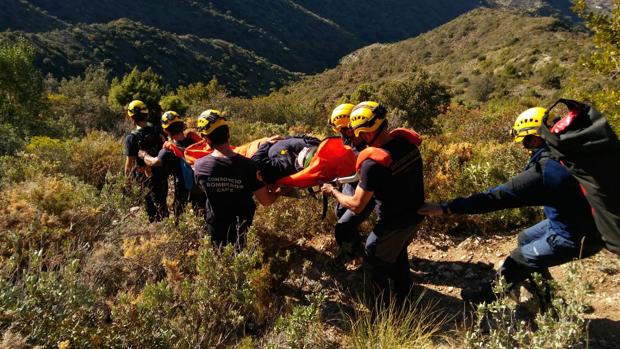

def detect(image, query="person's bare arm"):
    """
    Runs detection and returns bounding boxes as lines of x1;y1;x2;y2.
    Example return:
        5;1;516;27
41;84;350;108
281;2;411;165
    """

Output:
321;184;373;214
139;150;162;167
124;156;137;177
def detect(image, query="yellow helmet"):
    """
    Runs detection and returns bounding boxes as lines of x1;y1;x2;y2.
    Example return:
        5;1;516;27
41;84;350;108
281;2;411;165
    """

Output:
350;101;387;137
197;109;227;136
511;107;547;142
127;100;148;119
161;111;183;129
329;103;355;132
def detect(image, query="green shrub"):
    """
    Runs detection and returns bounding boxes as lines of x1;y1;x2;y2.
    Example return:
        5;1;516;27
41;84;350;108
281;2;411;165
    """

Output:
159;94;188;116
109;230;275;348
465;264;589;349
0;252;108;348
422;137;540;234
22;131;122;188
0;175;103;254
47;65;117;136
379;72;450;132
266;292;330;349
69;131;123;188
0;123;25;155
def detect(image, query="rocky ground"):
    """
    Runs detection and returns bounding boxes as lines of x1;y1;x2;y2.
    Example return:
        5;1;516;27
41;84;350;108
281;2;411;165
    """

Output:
283;225;620;348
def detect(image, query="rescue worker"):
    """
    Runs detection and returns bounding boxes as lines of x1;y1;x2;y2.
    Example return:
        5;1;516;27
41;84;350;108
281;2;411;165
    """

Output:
321;101;425;305
418;107;601;305
123;100;168;222
329;103;375;264
139;111;204;221
193;110;279;248
251;135;321;184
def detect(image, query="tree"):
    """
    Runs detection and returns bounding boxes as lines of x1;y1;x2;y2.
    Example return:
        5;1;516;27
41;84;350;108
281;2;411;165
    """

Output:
351;83;377;104
48;65;116;135
176;77;229;107
108;67;164;123
159;94;188;116
0;41;48;154
573;0;620;131
378;72;451;132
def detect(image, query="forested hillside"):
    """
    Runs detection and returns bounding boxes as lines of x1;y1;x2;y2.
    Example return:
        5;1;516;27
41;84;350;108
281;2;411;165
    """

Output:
0;0;609;95
280;8;592;108
0;19;297;96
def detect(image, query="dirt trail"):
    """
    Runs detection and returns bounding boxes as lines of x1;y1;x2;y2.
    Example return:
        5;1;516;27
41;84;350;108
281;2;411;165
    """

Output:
299;230;620;348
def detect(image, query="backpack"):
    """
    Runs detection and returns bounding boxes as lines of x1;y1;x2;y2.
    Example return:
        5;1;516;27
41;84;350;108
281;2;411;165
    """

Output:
131;124;164;157
540;99;620;255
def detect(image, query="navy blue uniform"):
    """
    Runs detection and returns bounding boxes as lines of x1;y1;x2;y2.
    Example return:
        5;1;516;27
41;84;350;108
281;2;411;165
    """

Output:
448;148;600;288
156;138;205;219
358;136;424;303
251;136;320;183
194;154;264;247
124;127;168;222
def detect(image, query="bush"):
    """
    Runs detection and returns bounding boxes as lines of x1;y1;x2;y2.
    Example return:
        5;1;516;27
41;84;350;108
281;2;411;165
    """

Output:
379;72;451;132
467;75;495;102
47;65;117;136
465;264;589;348
0;253;109;348
0;175;102;252
159;94;188;116
69;131;124;188
108;230;276;348
23;131;122;188
0;123;25;155
265;292;332;349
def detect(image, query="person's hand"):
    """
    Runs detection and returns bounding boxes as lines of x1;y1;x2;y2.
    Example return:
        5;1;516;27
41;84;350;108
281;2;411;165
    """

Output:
267;135;284;143
138;150;147;159
321;183;335;196
417;202;444;216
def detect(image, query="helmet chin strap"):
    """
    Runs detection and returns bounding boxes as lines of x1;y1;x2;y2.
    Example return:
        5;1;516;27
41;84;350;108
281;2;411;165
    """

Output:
367;122;386;147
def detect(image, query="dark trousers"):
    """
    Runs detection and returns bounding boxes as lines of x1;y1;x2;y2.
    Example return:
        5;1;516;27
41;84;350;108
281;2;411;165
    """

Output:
364;222;418;305
137;171;168;222
501;219;601;288
205;214;254;250
173;185;205;221
334;183;374;247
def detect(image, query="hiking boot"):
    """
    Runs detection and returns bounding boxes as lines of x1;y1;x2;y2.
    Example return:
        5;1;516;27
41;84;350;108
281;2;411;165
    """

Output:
461;282;497;304
333;242;363;269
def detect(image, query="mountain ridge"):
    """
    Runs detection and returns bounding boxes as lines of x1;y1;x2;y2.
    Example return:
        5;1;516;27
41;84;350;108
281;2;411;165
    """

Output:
0;1;608;95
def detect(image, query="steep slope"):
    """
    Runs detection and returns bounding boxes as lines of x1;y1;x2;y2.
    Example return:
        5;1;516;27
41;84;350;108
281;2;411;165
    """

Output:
280;8;590;106
0;19;297;96
0;0;68;32
6;0;590;73
2;0;363;72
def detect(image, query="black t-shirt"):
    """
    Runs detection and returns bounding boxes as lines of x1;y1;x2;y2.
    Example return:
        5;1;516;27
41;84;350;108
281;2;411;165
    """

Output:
194;154;264;220
124;133;144;166
157;137;195;175
359;137;424;229
124;125;164;168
